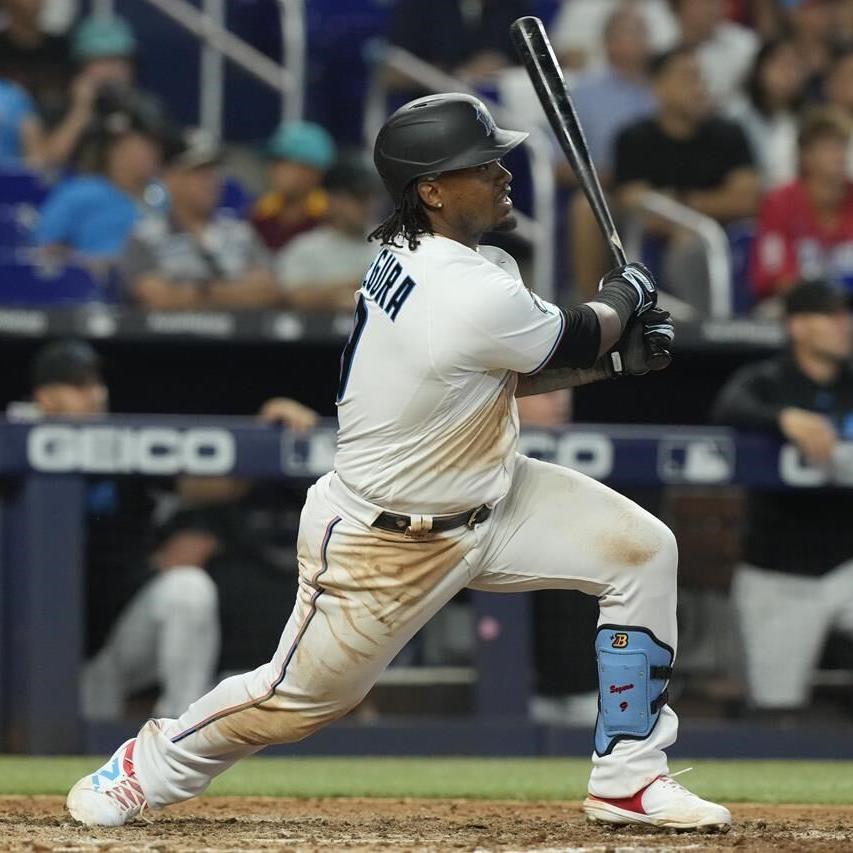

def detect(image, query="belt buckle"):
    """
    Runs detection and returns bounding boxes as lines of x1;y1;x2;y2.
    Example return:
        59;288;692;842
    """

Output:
466;505;487;529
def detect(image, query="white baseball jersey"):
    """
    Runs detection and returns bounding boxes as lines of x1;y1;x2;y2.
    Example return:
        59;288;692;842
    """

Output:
334;234;565;514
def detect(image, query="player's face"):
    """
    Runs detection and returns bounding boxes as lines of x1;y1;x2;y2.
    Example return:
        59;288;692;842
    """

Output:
34;382;108;417
425;159;515;240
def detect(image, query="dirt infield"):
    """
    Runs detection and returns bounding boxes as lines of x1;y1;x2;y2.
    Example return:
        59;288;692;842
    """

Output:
1;796;852;852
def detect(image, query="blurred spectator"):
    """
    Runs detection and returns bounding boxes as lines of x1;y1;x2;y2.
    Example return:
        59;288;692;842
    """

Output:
671;0;759;106
33;104;164;258
568;5;658;290
0;0;73;123
785;0;837;100
569;5;658;178
26;339;220;721
824;47;853;172
275;155;382;312
123;129;278;310
550;0;678;72
727;38;805;189
251;120;336;251
0;76;41;164
751;109;853;302
611;47;759;310
386;0;530;87
713;280;853;715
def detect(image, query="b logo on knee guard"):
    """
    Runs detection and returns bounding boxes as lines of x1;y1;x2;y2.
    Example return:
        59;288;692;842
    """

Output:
594;624;674;757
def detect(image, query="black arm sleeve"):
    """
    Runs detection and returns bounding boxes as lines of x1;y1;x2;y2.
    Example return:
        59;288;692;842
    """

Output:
711;362;784;432
536;304;601;371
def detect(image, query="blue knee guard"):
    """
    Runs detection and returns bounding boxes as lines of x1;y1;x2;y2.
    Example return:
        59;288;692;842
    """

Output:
594;625;674;757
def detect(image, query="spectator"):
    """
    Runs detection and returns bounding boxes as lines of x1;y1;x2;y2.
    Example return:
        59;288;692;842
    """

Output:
727;39;805;190
713;280;853;715
568;5;658;290
386;0;531;87
251;120;336;251
34;105;164;258
36;14;171;172
550;0;678;72
823;47;853;172
611;47;760;310
0;0;73;123
785;0;837;101
670;0;759;106
0;76;41;164
751;109;853;302
275;155;383;311
26;339;220;721
570;5;658;178
123;129;278;310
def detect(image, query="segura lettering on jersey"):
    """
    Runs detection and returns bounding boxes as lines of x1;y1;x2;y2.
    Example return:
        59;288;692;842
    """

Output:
361;248;416;321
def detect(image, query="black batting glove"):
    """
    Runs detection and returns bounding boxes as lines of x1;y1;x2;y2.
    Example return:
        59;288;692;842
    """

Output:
594;261;658;327
608;308;675;377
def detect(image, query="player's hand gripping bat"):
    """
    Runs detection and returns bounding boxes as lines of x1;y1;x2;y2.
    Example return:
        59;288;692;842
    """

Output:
509;15;672;370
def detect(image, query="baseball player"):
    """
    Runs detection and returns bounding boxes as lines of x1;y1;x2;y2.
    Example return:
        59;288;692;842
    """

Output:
67;93;730;831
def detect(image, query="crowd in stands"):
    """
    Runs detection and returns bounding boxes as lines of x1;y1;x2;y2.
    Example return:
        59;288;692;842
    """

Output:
4;0;853;317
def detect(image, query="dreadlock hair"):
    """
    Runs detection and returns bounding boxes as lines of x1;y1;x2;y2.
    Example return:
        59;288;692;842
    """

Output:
368;181;434;251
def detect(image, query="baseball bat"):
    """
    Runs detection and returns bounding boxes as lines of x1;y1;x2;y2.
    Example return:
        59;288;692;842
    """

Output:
509;15;671;370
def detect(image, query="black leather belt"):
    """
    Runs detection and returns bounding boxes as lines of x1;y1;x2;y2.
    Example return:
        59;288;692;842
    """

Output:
372;504;492;536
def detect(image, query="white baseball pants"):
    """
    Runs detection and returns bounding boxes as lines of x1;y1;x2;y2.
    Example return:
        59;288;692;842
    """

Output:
82;566;220;720
733;561;853;709
133;455;679;805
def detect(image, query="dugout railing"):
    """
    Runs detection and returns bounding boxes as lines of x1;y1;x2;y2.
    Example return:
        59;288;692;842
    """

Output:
3;417;853;757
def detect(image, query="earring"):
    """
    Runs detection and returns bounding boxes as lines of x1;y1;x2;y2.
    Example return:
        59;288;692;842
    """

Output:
437;203;443;208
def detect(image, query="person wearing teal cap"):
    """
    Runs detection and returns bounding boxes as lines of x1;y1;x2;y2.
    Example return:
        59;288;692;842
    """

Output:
72;15;137;86
251;120;338;251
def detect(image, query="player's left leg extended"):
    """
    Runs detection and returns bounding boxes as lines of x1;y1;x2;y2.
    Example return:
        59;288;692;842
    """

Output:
67;472;482;825
470;455;730;830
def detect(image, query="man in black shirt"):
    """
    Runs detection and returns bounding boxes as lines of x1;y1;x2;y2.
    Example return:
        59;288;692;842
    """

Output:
713;280;853;712
612;46;760;313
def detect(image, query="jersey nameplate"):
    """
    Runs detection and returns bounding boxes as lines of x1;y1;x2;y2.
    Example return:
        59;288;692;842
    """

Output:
362;248;416;321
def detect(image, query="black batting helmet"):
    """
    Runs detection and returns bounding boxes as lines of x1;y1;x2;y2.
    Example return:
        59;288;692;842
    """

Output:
373;93;528;203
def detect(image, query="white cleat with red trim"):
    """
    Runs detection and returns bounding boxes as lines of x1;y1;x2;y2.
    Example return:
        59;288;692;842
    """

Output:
583;773;732;832
66;739;148;827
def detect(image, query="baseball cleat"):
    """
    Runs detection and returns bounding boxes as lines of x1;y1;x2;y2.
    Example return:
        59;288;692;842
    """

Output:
583;772;732;832
66;738;148;826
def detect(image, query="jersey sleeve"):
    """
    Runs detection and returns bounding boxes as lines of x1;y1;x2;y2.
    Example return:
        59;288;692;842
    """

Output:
446;268;566;374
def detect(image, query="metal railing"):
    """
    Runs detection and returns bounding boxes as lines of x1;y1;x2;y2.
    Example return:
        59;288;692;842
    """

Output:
89;0;305;137
363;44;557;301
624;190;734;320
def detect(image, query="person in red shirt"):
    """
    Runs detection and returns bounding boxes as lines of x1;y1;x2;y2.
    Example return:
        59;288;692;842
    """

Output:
250;120;337;251
752;108;853;304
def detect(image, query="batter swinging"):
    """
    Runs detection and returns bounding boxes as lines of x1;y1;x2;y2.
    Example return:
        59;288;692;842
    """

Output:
67;94;731;832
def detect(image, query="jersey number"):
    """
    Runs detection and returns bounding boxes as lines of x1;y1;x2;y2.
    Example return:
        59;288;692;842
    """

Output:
336;295;368;402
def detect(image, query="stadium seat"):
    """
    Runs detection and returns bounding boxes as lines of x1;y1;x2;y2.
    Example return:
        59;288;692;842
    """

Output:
0;258;116;306
0;167;51;206
0;203;37;248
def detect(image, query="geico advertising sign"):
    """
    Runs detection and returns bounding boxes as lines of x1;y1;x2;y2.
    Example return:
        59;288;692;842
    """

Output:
27;425;235;475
